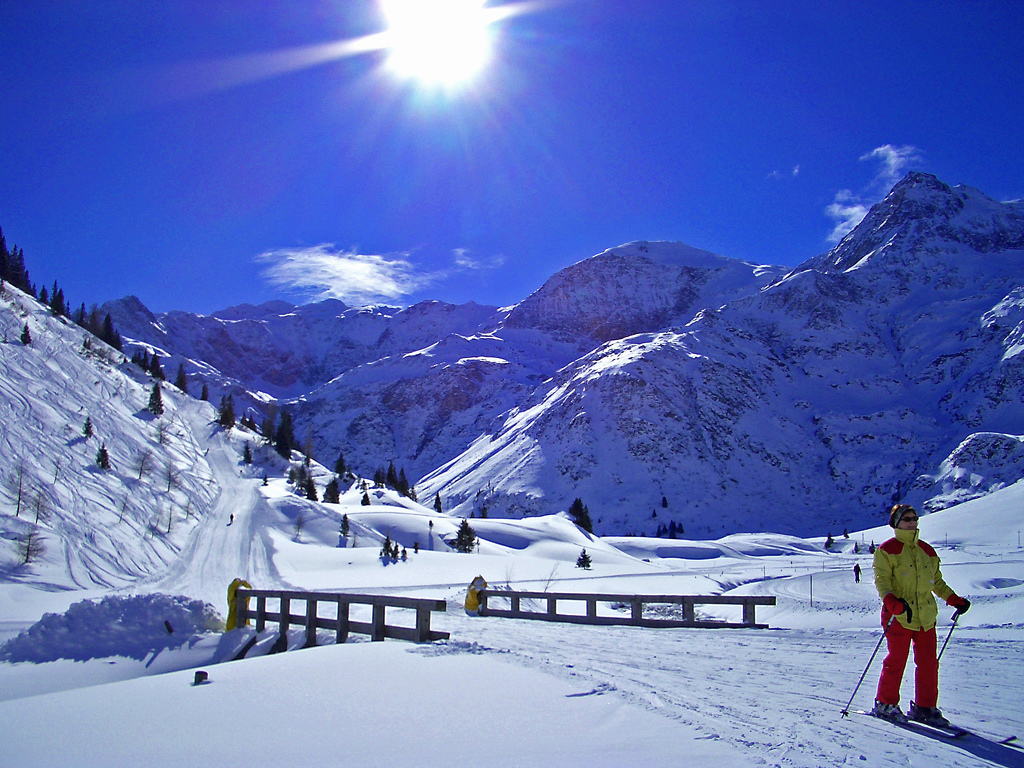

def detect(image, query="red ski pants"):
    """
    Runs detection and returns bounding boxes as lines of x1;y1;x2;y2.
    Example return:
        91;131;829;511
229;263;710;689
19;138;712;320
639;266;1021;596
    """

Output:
875;618;938;707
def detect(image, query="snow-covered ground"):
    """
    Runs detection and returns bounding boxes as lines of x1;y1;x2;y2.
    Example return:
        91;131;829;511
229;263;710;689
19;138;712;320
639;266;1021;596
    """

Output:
2;468;1022;767
2;282;1023;767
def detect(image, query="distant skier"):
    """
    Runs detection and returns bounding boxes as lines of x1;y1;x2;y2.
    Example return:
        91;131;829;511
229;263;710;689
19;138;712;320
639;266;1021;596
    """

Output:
853;563;861;583
227;514;234;526
871;504;971;726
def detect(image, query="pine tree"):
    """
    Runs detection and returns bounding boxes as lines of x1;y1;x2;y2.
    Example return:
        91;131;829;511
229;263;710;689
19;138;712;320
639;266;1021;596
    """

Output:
83;416;94;439
323;477;340;504
243;442;253;464
386;461;399;489
274;410;295;459
334;451;347;477
341;513;350;538
576;549;592;569
568;497;594;533
397;468;410;498
149;353;165;380
217;395;236;428
305;476;318;501
148;383;164;415
0;226;7;280
380;534;394;560
49;282;66;316
174;364;188;393
200;382;209;401
96;443;111;470
454;519;477;553
434;493;443;515
20;324;31;345
361;491;371;506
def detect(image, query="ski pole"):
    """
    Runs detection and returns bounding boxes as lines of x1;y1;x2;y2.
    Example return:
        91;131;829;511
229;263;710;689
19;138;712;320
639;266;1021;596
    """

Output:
841;614;895;717
936;609;961;664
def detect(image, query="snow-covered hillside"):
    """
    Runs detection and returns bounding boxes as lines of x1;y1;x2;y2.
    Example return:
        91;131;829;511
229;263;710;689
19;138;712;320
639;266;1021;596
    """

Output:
0;284;221;592
94;174;1024;539
1;284;1022;767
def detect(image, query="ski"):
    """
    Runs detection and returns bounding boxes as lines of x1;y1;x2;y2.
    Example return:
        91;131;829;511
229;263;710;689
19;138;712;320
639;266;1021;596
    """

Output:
853;711;1019;745
853;711;967;739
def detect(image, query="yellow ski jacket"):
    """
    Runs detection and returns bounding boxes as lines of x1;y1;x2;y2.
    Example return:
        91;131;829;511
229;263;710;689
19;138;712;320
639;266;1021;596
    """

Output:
873;528;955;631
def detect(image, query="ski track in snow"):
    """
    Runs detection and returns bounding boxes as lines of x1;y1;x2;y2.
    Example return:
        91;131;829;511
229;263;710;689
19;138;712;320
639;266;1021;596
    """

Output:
141;426;285;607
442;611;1024;768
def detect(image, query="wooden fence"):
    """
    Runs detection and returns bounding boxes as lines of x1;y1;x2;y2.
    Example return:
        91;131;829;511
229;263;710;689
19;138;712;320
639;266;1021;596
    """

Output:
234;589;449;654
478;590;776;629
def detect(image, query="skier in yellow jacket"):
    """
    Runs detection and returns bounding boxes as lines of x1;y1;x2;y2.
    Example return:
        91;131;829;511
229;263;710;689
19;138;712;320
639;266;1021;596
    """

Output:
872;504;970;726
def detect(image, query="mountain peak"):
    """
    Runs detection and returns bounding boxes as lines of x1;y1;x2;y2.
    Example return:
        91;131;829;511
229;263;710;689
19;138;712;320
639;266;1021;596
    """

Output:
504;242;784;342
819;172;1024;273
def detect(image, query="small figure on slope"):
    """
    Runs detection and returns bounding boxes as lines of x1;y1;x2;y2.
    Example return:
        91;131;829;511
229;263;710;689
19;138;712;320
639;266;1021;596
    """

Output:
871;504;971;727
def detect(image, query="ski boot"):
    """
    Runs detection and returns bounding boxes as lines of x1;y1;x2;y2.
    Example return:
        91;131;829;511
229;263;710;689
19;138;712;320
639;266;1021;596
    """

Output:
909;702;950;728
872;701;906;723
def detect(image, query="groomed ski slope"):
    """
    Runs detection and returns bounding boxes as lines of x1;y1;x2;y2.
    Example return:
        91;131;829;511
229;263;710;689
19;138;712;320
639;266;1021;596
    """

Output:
2;457;1022;768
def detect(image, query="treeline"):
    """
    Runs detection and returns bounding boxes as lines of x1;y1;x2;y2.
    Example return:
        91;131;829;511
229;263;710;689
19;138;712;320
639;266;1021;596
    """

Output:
1;225;123;350
371;461;416;500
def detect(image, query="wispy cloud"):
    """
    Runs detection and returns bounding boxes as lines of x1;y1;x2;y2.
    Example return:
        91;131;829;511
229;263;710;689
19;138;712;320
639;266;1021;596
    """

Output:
825;144;924;242
767;164;801;180
257;245;506;306
825;191;871;243
859;144;923;189
257;245;434;306
452;248;506;271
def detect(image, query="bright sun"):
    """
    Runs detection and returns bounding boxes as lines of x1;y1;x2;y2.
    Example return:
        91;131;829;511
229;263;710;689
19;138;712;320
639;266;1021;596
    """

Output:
381;0;494;87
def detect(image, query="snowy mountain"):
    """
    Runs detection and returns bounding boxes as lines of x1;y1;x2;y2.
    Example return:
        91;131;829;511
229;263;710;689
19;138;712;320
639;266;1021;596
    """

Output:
419;174;1024;535
98;173;1024;538
102;295;502;399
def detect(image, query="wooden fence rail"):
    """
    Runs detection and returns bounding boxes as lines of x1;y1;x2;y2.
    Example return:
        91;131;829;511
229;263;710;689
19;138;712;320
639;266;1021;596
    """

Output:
478;590;776;629
235;589;449;652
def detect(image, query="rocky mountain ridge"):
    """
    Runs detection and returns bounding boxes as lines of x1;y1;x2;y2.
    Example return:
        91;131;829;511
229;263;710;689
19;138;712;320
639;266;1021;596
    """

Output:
103;173;1024;537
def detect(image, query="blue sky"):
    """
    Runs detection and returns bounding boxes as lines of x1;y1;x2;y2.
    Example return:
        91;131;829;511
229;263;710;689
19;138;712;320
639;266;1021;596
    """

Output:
2;1;1022;315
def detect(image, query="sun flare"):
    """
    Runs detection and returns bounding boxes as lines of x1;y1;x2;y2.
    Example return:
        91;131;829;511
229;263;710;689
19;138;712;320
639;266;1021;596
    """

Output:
381;0;494;87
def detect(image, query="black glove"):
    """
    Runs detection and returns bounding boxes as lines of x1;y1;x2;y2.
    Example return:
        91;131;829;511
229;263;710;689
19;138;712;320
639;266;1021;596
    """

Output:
949;596;971;615
897;598;913;624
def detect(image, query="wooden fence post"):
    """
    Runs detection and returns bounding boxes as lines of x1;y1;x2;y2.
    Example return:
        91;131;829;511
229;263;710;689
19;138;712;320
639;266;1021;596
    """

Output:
256;595;267;632
372;603;386;641
270;595;290;654
415;605;431;643
682;598;695;624
631;598;643;624
235;590;248;628
304;598;318;648
336;597;349;644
